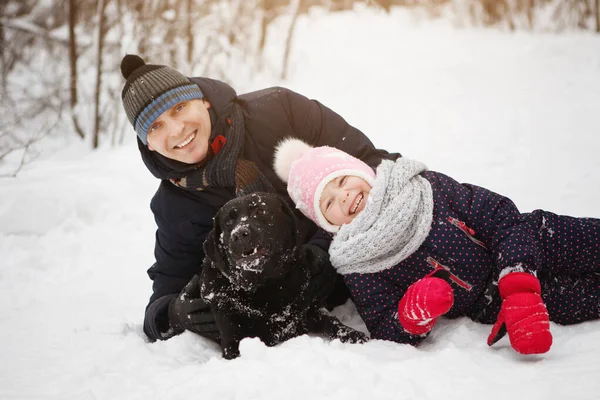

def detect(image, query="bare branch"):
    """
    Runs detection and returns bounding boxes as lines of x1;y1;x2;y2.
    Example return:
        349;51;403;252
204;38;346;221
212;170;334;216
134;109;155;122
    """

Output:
0;105;63;177
281;0;304;80
1;17;70;47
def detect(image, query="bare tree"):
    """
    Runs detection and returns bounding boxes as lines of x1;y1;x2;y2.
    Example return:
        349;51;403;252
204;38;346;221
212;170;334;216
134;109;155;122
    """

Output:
0;0;6;101
551;0;591;30
186;0;194;65
281;0;304;80
258;0;276;54
92;0;108;149
375;0;392;13
165;0;180;67
594;0;600;33
525;0;535;30
67;0;85;139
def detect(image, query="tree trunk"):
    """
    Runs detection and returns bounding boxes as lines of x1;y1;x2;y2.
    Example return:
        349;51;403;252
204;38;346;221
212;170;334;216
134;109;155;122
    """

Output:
258;0;274;54
595;0;600;33
281;0;303;80
67;0;85;139
227;0;245;46
377;0;392;13
166;2;180;68
92;0;107;149
112;0;124;147
135;1;148;58
526;0;535;30
504;1;515;31
0;0;7;101
186;0;194;66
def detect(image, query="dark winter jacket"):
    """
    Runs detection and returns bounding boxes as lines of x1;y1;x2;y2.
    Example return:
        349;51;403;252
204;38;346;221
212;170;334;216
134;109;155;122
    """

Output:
315;170;600;345
140;77;400;341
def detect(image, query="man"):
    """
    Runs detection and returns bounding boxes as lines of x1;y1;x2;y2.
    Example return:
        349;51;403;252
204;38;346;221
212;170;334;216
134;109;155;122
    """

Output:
120;54;400;342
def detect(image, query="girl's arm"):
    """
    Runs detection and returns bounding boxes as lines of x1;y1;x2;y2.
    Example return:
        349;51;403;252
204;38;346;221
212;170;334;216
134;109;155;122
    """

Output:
423;172;553;354
424;171;540;279
343;272;428;345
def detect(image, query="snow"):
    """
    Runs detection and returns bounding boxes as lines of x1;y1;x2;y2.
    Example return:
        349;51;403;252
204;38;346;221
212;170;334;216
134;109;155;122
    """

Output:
2;6;600;400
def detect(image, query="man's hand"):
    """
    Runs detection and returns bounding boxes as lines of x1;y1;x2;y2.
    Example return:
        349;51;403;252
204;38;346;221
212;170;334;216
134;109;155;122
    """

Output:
298;244;338;306
398;277;454;335
487;272;552;354
168;274;220;343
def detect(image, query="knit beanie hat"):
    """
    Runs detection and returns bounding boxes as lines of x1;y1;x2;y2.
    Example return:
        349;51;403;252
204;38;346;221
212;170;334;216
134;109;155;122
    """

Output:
273;138;376;233
120;54;204;145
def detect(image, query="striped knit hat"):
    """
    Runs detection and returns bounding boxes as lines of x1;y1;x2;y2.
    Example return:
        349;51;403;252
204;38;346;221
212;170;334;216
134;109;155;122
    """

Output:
120;54;204;145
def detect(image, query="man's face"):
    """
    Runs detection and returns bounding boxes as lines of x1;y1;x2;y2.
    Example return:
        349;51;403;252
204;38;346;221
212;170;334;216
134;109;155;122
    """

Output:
319;175;372;227
146;99;212;164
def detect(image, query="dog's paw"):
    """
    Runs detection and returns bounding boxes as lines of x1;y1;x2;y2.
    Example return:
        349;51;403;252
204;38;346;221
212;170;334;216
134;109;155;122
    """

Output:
222;345;241;360
335;328;369;344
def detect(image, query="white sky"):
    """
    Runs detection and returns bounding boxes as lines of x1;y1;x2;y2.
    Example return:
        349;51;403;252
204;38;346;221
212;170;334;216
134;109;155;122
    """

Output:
1;6;600;400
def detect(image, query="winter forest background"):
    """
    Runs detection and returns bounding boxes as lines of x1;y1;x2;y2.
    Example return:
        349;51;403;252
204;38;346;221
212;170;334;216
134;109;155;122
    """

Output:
2;1;600;399
1;0;600;168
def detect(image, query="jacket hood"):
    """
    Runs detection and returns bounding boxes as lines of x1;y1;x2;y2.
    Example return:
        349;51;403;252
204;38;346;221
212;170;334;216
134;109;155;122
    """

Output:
137;77;238;180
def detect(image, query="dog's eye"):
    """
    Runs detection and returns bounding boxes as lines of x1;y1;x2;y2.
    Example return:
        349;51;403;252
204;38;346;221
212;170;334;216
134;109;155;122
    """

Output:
255;208;267;217
224;219;234;227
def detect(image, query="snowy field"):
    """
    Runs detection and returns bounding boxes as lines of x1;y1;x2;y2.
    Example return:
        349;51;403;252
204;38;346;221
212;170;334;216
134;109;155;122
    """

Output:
2;6;600;400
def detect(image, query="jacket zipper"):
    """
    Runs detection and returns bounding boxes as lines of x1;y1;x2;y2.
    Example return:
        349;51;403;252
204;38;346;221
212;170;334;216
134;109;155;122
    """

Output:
426;256;473;291
447;217;487;249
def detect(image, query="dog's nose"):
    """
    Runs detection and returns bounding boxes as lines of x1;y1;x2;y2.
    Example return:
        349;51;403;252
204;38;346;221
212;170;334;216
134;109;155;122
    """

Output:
231;225;251;242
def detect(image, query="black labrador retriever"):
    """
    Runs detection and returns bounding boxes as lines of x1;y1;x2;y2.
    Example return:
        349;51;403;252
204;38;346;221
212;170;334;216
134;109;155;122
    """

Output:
199;192;367;359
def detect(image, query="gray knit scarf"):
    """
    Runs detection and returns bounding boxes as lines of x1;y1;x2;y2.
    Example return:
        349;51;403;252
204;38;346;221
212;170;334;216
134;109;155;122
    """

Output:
329;158;434;275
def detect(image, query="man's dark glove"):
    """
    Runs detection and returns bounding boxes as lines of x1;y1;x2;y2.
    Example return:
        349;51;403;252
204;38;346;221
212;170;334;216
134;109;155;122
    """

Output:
168;274;220;343
298;244;338;306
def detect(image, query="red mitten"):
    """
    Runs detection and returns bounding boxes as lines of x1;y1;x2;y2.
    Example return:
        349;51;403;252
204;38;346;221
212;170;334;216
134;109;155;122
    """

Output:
398;277;454;335
487;272;552;354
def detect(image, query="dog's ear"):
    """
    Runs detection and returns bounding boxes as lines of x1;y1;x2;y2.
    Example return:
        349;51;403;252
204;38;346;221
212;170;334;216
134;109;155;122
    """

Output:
203;217;227;266
279;196;312;245
203;227;220;263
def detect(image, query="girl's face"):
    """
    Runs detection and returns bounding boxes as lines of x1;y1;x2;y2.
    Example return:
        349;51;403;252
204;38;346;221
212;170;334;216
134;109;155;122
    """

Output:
319;175;372;227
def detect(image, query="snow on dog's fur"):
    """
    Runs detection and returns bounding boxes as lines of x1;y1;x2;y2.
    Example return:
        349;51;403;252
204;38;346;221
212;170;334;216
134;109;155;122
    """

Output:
199;192;367;359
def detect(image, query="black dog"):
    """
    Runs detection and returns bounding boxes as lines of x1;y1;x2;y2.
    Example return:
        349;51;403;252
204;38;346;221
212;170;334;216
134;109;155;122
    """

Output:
199;192;367;359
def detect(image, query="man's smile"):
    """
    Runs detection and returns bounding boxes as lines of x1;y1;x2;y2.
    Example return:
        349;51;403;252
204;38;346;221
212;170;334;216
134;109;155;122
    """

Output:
173;130;196;149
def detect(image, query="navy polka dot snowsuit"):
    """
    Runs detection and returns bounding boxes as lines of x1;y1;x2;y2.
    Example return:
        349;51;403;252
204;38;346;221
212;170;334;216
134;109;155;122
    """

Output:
340;171;600;345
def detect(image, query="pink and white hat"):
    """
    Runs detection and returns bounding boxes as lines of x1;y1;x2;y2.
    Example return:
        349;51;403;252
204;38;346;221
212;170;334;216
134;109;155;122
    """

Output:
273;138;376;233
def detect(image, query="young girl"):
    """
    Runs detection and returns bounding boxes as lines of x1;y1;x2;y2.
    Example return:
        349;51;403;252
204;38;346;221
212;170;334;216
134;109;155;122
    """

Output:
273;138;600;355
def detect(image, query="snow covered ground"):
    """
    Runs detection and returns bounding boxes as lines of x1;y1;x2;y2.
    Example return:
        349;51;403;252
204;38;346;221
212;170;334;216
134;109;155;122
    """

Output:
2;6;600;400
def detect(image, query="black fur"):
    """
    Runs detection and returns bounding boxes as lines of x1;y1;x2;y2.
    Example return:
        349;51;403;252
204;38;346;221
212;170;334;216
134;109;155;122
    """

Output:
199;192;367;359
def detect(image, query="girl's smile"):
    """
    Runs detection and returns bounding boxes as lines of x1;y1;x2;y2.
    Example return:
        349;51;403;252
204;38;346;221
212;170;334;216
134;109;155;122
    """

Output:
319;175;372;226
